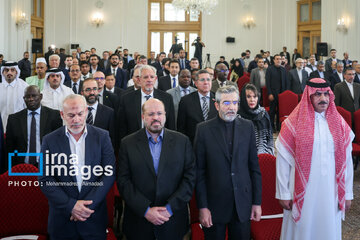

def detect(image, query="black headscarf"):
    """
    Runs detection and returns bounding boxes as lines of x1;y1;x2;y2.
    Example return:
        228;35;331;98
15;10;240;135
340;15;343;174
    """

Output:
232;59;244;78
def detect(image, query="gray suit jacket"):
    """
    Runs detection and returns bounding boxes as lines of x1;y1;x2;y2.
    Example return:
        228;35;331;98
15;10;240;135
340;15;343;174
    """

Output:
288;68;308;94
334;81;360;113
167;86;197;126
211;79;237;93
250;68;267;91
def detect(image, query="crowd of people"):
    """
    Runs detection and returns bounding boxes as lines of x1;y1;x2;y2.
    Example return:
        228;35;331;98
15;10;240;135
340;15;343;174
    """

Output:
0;44;358;240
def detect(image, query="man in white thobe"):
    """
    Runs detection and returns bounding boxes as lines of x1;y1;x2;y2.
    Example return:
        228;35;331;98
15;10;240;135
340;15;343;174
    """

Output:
276;78;354;240
41;68;73;110
0;62;28;130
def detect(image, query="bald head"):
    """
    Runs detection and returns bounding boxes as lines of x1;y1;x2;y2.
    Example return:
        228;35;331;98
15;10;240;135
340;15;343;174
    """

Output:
142;98;166;134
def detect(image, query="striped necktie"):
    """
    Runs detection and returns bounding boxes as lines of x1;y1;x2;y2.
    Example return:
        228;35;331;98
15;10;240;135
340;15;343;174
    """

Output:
86;107;94;125
202;96;209;120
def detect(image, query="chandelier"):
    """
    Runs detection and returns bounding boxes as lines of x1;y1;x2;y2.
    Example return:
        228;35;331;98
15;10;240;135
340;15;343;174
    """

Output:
172;0;219;17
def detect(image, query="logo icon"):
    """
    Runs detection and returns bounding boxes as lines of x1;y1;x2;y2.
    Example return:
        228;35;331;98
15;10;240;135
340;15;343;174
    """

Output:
8;151;43;176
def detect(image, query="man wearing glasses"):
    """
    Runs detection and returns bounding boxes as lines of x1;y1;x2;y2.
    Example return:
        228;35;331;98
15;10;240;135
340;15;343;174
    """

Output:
177;69;217;143
81;78;115;147
211;63;237;93
64;64;83;94
93;71;118;110
194;85;262;239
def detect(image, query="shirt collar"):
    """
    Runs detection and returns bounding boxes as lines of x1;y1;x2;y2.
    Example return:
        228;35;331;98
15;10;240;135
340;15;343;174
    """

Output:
345;80;353;86
27;106;41;115
87;101;99;111
145;128;164;143
179;86;190;92
198;91;210;99
315;111;326;119
4;79;17;87
141;89;154;98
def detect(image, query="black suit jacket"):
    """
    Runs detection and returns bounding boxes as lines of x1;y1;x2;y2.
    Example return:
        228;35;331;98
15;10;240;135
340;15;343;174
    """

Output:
64;80;83;94
151;62;164;78
265;65;288;97
354;74;360;84
93;104;115;146
288;68;308;94
117;128;195;239
158;75;177;92
104;68;128;89
5;106;62;167
118;89;176;140
177;91;217;143
179;58;190;70
329;72;343;90
309;70;331;85
90;66;105;74
99;59;109;70
334;81;360;113
194;116;262;223
102;90;119;110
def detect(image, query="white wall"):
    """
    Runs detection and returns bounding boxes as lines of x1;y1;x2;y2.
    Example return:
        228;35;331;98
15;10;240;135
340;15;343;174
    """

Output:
44;0;147;56
202;0;297;64
322;0;360;60
0;0;32;61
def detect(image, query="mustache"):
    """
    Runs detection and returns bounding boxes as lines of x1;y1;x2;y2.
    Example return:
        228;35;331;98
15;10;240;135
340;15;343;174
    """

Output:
226;111;236;114
318;101;328;105
151;120;161;125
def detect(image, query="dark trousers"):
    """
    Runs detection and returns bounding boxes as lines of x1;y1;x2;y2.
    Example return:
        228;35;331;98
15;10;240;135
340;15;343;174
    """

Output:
269;96;279;131
203;210;250;240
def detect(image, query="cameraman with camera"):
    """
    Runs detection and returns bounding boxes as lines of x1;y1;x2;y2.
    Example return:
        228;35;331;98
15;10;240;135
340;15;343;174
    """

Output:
192;36;205;68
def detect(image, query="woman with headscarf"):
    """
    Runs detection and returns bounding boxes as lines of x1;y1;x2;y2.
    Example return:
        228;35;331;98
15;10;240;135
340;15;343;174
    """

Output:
239;83;274;155
229;59;244;82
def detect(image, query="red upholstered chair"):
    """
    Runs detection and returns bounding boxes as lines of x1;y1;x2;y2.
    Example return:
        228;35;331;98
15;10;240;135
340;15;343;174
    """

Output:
0;164;49;239
106;184;117;240
251;154;283;240
237;74;250;94
261;87;270;113
336;106;352;128
352;109;360;169
278;90;298;125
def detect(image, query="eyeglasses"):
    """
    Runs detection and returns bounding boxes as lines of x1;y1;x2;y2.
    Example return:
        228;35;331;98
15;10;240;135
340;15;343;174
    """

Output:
198;78;211;82
221;101;239;106
217;69;229;73
84;87;98;93
94;77;105;81
70;69;80;73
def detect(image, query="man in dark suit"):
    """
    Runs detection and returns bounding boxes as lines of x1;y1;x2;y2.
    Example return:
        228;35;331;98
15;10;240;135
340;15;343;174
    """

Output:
89;54;104;74
64;64;83;94
93;71;119;110
151;52;166;76
289;58;308;94
334;67;360;114
342;52;352;69
194;85;262;239
118;65;175;140
329;62;345;90
211;63;237;93
104;54;128;89
325;49;341;72
309;61;331;83
124;65;142;93
354;63;360;84
265;54;288;130
39;94;115;240
6;85;62;168
177;69;217;143
18;51;31;80
81;78;115;146
147;51;156;65
280;47;290;63
291;48;301;68
178;49;190;70
158;59;180;91
118;98;195;240
99;51;110;70
104;73;123;97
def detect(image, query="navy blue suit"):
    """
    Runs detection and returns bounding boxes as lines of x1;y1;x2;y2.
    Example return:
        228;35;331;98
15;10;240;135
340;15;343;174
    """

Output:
39;125;116;240
104;68;128;89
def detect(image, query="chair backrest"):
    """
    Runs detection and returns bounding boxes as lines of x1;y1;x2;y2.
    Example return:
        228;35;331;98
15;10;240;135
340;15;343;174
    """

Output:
258;154;283;215
262;87;270;107
278;90;298;118
0;164;49;237
336;106;352;128
354;109;360;143
237;75;250;93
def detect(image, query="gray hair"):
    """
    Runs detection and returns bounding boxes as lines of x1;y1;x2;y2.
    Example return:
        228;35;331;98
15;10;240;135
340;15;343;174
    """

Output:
295;58;304;64
317;60;324;66
215;85;239;103
61;94;87;111
336;61;344;67
139;65;157;77
49;54;60;61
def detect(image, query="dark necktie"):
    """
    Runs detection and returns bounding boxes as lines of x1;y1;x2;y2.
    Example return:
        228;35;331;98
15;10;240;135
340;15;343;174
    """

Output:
172;77;176;88
181;89;188;97
72;82;77;94
145;95;151;101
86;107;94;125
113;68;116;77
181;59;185;69
29;111;37;165
202;96;209;120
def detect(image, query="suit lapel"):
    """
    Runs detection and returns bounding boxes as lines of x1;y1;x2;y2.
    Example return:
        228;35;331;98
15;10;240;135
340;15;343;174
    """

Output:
136;129;156;176
343;82;354;101
157;130;174;177
174;87;181;103
193;92;205;121
210;122;230;162
18;110;28;147
40;107;48;142
209;92;217;118
134;90;142;128
94;104;103;125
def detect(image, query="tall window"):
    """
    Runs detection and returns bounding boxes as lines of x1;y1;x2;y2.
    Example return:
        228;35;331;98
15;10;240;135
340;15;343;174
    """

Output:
148;0;202;59
297;0;321;58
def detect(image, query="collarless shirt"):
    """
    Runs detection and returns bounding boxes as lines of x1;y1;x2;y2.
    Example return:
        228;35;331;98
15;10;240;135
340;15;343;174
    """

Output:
26;106;41;163
65;126;88;192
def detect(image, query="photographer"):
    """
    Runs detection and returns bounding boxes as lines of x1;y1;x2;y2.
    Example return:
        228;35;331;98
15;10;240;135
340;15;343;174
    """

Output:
192;36;205;68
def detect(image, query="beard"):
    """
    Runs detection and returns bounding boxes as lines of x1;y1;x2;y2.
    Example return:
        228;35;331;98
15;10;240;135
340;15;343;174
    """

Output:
85;94;98;104
220;110;237;122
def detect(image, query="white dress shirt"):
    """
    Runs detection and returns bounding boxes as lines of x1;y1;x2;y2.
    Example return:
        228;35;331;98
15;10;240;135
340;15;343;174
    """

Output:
65;126;88;192
345;81;354;99
26;107;41;163
41;85;73;110
87;101;99;121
